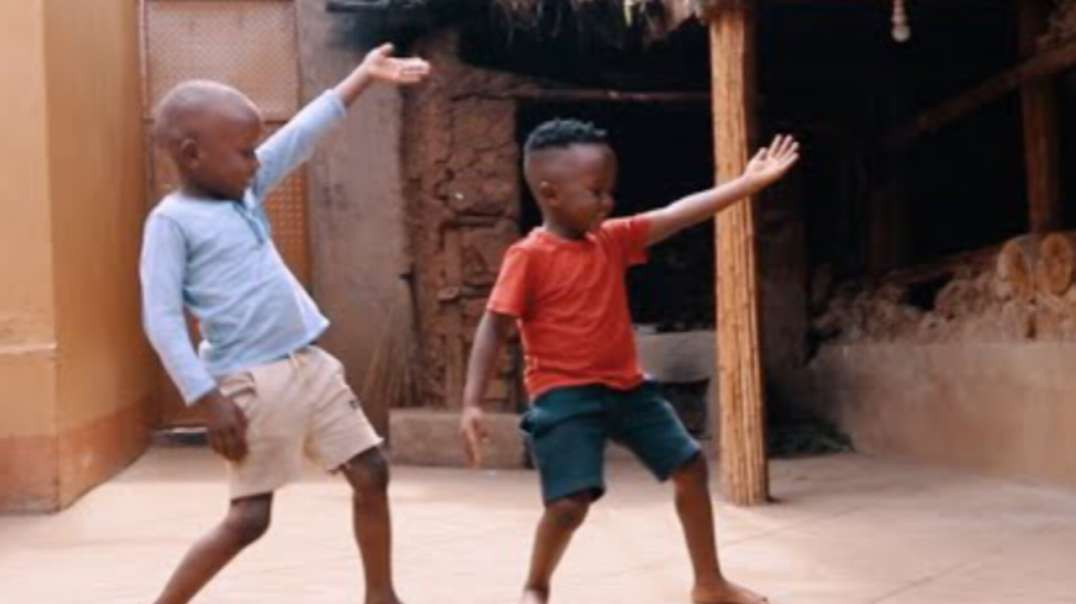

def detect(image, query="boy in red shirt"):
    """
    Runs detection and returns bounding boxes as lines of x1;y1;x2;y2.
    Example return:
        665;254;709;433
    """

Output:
459;119;798;604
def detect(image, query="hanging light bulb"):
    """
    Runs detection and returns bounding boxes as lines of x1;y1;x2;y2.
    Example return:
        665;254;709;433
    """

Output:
892;0;911;43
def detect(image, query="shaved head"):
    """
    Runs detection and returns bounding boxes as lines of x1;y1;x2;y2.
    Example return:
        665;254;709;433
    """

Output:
152;80;264;200
152;80;261;150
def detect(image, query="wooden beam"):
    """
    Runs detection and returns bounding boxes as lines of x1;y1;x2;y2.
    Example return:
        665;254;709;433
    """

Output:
885;37;1076;148
1018;0;1062;233
465;89;710;103
709;2;769;506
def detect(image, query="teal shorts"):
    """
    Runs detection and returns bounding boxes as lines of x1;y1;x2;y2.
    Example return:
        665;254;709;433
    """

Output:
520;382;701;503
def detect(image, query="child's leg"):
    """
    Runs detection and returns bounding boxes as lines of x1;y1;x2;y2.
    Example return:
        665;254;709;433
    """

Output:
297;346;398;602
612;384;766;603
519;387;609;604
156;358;303;603
670;456;766;604
522;492;593;603
155;493;273;604
339;447;400;604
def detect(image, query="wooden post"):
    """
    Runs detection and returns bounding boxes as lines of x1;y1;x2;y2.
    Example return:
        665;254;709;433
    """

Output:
709;1;769;506
1018;0;1062;233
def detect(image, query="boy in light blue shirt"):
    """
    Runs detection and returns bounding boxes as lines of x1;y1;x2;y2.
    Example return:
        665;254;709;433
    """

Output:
140;44;428;604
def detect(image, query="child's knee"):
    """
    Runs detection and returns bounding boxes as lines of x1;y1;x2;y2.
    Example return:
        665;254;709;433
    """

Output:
672;453;708;488
225;496;272;546
344;447;390;500
545;493;591;531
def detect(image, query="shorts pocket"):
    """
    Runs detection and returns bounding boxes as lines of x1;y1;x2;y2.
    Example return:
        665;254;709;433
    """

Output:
519;406;544;436
217;371;259;421
520;393;594;438
310;346;345;375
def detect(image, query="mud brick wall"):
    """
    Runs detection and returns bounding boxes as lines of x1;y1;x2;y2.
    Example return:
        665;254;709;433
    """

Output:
402;31;538;411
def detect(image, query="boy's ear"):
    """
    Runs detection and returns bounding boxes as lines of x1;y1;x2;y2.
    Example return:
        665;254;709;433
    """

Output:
178;137;200;168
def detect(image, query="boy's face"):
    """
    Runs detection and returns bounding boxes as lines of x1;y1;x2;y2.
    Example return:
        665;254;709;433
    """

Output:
178;109;263;201
539;144;617;236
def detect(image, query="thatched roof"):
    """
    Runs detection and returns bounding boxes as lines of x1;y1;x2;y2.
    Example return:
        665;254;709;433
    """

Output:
327;0;704;47
493;0;701;43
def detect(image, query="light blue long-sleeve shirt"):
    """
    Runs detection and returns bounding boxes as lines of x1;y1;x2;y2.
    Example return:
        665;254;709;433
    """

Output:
140;90;346;404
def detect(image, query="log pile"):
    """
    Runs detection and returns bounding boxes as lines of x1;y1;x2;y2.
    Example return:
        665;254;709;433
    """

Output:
994;235;1041;303
1036;232;1076;294
813;232;1076;344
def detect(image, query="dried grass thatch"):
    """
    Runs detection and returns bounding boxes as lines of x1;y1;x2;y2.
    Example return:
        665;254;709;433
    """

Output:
329;0;703;46
502;0;709;46
358;281;422;410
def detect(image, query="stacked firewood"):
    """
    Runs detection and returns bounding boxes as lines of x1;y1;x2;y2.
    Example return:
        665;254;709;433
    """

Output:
992;232;1076;339
813;233;1076;344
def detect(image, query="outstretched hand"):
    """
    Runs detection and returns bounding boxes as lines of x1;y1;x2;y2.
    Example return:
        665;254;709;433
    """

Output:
743;134;800;190
459;406;488;468
358;42;431;85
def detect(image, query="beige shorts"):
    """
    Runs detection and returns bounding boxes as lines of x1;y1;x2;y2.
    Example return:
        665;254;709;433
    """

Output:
217;346;383;500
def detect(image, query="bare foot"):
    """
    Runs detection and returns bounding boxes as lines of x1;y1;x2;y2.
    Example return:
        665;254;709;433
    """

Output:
692;579;768;604
520;587;549;604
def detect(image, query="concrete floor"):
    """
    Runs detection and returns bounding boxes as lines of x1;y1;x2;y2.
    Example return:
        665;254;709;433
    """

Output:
2;447;1075;603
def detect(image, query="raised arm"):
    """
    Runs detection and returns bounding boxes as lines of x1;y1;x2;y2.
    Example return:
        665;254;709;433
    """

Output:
252;43;430;199
459;310;516;467
643;134;799;245
334;42;430;106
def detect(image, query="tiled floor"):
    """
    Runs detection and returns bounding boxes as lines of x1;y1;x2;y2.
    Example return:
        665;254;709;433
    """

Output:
2;447;1074;603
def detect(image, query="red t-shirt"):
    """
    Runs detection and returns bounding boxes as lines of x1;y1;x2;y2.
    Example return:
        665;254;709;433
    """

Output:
487;217;651;398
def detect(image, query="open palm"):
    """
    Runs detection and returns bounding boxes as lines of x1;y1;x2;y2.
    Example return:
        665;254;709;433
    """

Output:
360;43;430;85
744;134;799;187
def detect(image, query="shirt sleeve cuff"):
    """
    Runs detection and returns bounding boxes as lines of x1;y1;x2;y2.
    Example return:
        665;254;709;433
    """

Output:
182;378;218;407
486;299;521;318
323;89;348;120
629;216;651;265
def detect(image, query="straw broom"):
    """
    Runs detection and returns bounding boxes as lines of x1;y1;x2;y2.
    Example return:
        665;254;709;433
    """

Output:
359;281;421;410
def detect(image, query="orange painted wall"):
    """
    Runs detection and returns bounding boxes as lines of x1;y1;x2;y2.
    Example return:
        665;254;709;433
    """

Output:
0;0;61;512
0;0;155;512
0;1;54;347
43;0;157;507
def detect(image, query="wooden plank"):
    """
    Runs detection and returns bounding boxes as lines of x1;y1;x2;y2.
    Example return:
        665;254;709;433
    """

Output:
710;2;769;506
488;89;710;103
1021;84;1061;232
1018;0;1062;233
885;37;1076;148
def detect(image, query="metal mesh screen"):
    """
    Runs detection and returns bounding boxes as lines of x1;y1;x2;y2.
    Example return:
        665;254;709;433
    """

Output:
144;0;299;121
261;125;311;286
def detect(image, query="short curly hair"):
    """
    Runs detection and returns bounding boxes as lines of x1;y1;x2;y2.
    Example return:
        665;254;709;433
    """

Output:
524;118;608;155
